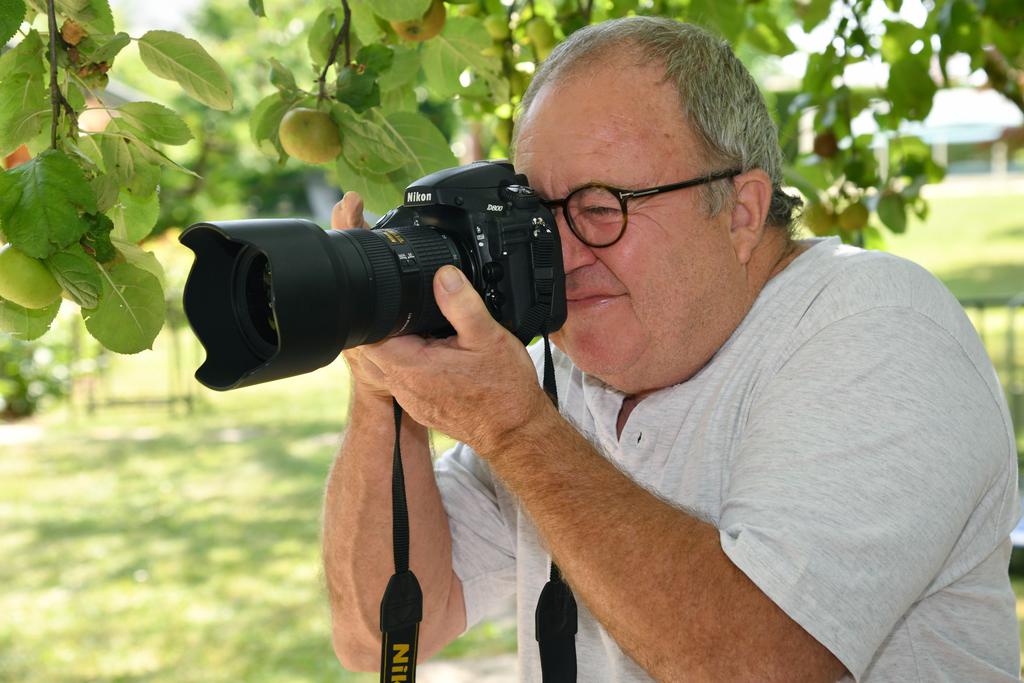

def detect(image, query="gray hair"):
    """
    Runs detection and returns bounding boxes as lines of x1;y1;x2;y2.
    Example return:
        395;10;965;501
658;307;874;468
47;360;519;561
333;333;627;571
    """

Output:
513;16;801;234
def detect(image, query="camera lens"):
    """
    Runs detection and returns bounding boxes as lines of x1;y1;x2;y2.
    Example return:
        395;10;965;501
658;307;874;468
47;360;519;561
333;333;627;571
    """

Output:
179;219;465;391
233;248;278;359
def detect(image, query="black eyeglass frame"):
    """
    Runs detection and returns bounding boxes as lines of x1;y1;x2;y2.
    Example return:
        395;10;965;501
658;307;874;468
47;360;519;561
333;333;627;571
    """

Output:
539;168;743;248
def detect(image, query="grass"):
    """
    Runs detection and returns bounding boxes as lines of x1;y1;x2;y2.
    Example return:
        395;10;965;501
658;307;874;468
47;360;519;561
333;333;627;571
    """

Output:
1;187;1022;681
0;320;505;681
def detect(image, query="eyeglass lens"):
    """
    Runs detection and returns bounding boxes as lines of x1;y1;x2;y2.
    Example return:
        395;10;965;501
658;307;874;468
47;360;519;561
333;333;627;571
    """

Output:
566;186;624;246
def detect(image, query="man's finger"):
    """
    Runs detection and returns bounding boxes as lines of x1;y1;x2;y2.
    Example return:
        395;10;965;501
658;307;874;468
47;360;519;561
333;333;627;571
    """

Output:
331;191;369;230
433;266;503;350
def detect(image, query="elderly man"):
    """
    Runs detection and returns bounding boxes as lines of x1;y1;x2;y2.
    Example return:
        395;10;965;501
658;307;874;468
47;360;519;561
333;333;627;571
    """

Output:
322;16;1020;682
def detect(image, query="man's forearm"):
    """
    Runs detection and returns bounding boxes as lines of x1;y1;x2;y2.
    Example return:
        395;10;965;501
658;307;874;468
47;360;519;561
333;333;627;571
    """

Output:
322;390;463;668
477;404;844;682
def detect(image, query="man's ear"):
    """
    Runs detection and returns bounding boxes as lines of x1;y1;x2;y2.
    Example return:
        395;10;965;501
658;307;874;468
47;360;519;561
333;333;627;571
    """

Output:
728;169;772;266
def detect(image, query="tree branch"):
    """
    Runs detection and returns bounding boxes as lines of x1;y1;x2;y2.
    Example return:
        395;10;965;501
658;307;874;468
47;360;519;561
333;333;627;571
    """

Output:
47;0;60;148
983;46;1024;117
317;0;352;102
46;0;78;149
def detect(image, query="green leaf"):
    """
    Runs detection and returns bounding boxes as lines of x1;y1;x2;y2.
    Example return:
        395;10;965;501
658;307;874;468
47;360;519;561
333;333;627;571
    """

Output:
137;30;234;111
348;0;385;45
378;44;419;91
336;65;380;113
109;188;160;242
0;72;50;157
376;109;456;184
802;45;839;94
356;44;394;75
333;110;457;215
372;0;431;22
25;0;113;35
128;135;197;178
72;0;113;35
249;0;265;17
0;296;60;341
380;86;417;113
745;7;796;56
79;31;131;64
308;9;341;68
687;0;746;42
0;29;44;80
268;57;296;92
112;237;165;288
90;172;119;212
98;123;167;195
249;91;300;160
877;192;907;234
886;56;936;121
82;261;165;354
81;211;116;262
45;242;101;308
0;149;96;259
334;153;405;216
331;102;407;174
881;20;923;64
421;17;503;99
118;101;193;146
0;0;26;48
798;0;832;30
74;134;105;171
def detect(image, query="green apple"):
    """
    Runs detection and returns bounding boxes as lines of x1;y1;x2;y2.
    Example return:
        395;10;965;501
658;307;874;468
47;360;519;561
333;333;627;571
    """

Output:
278;108;342;164
0;244;63;309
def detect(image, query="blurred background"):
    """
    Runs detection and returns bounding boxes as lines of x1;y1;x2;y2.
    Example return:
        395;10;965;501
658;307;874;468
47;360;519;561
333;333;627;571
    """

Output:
1;0;1022;680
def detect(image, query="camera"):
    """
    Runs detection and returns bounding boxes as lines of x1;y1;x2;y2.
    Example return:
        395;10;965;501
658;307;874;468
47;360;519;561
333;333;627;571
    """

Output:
178;160;567;391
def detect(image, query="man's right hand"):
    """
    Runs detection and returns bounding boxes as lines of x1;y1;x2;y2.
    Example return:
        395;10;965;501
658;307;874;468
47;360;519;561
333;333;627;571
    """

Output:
330;191;393;402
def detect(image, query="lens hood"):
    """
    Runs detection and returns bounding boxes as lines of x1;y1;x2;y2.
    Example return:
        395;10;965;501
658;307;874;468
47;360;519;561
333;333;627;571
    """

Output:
180;219;358;391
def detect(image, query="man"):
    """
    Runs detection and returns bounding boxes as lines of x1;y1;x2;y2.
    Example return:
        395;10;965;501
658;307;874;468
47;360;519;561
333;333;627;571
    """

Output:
322;16;1020;682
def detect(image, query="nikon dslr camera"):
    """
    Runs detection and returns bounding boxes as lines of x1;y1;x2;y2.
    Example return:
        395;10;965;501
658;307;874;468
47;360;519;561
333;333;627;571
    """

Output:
179;161;567;391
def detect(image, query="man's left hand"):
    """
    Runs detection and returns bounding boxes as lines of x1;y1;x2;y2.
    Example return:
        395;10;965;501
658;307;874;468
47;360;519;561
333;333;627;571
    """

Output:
353;265;554;454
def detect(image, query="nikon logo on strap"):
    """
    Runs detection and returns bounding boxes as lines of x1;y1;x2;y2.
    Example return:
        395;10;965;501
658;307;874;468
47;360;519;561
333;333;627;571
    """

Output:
388;643;411;681
405;190;432;204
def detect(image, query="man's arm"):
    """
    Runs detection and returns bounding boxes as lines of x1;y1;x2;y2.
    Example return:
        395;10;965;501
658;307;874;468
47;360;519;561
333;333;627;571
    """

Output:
363;264;848;682
322;388;466;671
480;405;848;682
321;193;465;670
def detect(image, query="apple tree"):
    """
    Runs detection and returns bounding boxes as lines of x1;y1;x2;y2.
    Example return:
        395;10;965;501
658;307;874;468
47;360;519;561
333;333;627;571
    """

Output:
0;0;1021;358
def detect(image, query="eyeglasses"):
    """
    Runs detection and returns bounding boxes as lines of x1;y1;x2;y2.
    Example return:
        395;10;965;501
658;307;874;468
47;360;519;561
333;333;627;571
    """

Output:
539;168;742;248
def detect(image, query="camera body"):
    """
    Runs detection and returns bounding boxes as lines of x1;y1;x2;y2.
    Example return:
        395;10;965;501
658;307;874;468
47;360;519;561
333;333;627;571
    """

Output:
179;160;566;391
372;160;565;343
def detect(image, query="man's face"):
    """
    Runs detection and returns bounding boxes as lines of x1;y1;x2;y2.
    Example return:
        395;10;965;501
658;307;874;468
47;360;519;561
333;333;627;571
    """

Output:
515;60;747;394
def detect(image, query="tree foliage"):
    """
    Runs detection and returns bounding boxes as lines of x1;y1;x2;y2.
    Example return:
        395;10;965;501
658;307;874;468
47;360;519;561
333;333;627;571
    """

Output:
0;0;1021;355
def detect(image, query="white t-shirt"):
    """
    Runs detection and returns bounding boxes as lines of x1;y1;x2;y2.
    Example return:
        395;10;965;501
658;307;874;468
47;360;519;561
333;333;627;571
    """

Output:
435;237;1021;681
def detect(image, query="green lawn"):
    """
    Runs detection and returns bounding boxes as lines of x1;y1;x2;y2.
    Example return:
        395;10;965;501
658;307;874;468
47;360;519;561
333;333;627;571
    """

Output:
1;188;1022;681
0;349;511;682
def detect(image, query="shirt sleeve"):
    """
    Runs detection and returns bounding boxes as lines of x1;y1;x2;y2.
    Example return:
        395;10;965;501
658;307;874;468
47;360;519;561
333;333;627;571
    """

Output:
718;306;1015;680
434;441;517;630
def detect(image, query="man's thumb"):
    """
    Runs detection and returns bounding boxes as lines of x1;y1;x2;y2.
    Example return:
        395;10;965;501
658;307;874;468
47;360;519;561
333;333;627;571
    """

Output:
434;266;498;347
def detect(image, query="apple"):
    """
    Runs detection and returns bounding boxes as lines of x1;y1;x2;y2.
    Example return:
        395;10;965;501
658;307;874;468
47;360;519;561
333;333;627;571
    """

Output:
278;108;342;164
0;244;63;309
391;0;447;42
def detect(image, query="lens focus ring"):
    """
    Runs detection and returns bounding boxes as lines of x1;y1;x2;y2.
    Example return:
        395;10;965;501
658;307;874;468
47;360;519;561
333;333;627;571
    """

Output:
344;229;402;345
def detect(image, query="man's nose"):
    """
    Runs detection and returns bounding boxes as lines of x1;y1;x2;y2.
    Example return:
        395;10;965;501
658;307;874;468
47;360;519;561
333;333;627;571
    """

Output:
553;211;597;273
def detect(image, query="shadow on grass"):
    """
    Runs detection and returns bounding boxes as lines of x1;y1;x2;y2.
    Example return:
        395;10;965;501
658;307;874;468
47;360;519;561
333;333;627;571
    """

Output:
990;223;1024;242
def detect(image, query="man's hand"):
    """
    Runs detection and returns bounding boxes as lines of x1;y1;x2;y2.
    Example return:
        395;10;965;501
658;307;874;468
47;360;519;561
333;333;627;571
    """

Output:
329;192;554;454
331;192;393;403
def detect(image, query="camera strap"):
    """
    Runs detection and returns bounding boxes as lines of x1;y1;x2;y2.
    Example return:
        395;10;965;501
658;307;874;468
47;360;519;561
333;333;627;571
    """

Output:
379;399;422;683
535;333;578;682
